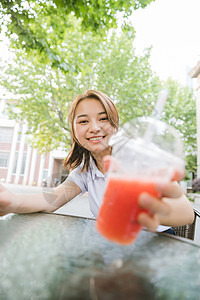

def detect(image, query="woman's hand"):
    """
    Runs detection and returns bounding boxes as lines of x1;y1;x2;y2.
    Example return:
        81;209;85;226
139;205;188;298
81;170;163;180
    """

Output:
137;181;194;231
0;184;15;216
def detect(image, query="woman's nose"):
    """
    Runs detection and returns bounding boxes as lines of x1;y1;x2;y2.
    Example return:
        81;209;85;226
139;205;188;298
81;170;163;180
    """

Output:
89;120;101;132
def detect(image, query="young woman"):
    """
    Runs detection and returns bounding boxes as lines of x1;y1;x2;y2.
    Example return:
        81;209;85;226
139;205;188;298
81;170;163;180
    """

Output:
0;90;194;232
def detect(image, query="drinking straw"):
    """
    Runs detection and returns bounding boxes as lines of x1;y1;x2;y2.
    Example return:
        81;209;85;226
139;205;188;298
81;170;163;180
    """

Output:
143;89;169;143
151;89;169;120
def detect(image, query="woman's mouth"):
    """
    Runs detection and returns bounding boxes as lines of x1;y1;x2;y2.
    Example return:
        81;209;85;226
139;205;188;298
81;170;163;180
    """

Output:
87;136;105;142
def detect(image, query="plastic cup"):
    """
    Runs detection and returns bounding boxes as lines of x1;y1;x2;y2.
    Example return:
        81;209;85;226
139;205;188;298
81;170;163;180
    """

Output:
96;117;185;245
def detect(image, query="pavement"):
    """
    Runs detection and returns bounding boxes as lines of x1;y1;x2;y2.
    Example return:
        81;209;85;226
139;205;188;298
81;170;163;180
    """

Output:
2;183;200;244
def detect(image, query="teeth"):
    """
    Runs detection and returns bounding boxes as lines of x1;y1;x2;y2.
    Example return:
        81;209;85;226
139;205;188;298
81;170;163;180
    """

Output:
89;137;103;141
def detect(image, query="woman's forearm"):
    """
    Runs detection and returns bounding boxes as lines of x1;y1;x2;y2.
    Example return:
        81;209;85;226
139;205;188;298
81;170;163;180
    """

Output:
8;179;81;214
10;192;57;214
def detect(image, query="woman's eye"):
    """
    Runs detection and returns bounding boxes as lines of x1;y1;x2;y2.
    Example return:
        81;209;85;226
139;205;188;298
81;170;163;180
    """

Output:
100;117;108;121
79;120;88;124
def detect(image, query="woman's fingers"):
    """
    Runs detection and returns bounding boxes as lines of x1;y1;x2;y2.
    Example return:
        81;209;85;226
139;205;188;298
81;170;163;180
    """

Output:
137;212;160;231
0;184;13;212
139;193;171;216
138;193;170;231
171;169;186;181
0;212;7;216
155;181;183;199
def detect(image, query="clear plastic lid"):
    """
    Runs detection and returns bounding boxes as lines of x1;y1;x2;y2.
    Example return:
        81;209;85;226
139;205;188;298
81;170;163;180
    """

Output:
108;117;185;181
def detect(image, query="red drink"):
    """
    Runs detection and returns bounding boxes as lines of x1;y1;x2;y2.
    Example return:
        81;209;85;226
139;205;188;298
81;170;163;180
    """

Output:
96;176;159;245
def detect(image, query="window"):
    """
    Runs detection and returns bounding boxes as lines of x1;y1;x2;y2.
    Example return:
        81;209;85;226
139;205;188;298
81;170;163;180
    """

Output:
13;152;27;174
21;153;27;174
0;127;13;143
0;152;9;168
43;169;48;180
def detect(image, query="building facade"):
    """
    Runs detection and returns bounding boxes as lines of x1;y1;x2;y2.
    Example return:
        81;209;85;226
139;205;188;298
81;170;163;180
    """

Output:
0;98;68;187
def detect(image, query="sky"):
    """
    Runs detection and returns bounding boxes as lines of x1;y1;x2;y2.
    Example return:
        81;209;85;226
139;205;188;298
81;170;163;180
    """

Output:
131;0;200;86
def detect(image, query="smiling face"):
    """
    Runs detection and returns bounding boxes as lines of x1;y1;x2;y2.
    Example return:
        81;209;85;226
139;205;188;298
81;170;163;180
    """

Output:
74;98;116;157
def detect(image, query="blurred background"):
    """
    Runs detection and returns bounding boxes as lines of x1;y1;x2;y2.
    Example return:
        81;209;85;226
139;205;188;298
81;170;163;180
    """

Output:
0;0;199;197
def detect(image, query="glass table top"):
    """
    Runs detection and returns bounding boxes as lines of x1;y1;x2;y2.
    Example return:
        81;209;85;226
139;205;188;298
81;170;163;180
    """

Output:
0;212;200;299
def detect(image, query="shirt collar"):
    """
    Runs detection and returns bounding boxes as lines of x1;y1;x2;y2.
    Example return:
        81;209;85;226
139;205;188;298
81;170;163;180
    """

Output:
90;157;106;180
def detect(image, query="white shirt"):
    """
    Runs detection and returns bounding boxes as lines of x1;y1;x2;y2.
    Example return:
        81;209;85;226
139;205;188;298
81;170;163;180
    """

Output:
67;159;170;232
68;159;106;218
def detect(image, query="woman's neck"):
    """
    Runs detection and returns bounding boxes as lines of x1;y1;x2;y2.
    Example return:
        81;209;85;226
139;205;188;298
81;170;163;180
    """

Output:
91;147;112;174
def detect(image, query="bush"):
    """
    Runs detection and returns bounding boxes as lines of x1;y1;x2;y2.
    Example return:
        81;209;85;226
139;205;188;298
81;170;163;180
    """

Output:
192;178;200;192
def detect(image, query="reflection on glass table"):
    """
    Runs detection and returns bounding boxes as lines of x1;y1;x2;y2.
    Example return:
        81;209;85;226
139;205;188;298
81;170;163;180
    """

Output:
0;212;200;299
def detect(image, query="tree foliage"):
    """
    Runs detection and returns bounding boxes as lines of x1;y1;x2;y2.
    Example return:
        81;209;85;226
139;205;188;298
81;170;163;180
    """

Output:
1;20;161;151
0;1;197;174
162;79;197;174
0;0;154;72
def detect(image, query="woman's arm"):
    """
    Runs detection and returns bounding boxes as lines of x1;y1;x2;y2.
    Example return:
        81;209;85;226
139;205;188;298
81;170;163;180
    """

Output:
138;181;194;230
0;179;81;215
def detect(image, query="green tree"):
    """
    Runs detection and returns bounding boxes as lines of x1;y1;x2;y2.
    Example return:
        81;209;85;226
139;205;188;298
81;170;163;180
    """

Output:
0;21;160;150
0;0;154;72
162;79;197;174
0;19;196;174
